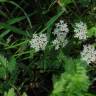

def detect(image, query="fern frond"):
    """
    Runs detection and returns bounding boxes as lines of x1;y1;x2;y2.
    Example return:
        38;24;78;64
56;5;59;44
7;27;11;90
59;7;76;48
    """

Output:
51;58;90;96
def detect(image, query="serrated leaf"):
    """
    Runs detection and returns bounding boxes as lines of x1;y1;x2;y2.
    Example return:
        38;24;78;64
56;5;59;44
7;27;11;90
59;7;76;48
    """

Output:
0;55;16;79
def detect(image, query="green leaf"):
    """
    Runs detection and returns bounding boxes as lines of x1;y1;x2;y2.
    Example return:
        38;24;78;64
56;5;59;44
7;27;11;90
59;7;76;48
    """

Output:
0;10;8;18
0;24;28;36
51;57;89;96
0;67;6;78
0;55;7;67
4;88;16;96
0;55;16;79
0;13;35;38
9;1;32;29
22;92;28;96
0;30;10;39
7;88;16;96
0;13;35;39
40;9;65;33
0;55;7;79
7;57;16;74
79;0;91;6
0;0;7;2
4;92;7;96
60;0;72;7
87;26;96;37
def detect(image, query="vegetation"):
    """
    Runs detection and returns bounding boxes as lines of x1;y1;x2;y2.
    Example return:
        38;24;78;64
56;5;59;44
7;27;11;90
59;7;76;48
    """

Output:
0;0;96;96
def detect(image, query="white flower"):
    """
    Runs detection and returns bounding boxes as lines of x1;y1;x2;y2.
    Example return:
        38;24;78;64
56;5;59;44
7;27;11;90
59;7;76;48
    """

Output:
52;38;68;50
29;33;48;52
81;44;96;64
52;20;69;50
53;20;69;37
52;38;60;50
74;21;88;40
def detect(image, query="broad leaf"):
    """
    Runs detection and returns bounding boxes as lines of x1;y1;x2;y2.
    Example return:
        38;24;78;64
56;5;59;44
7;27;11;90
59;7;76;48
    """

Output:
4;88;16;96
87;26;96;37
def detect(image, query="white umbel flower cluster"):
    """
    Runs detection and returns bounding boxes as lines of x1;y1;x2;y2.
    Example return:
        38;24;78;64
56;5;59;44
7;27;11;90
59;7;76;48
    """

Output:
52;20;69;50
53;20;69;36
81;44;96;64
29;33;48;52
52;38;68;50
74;21;88;40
